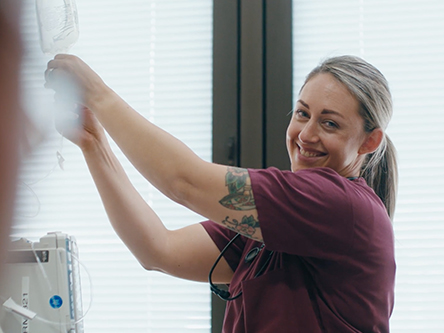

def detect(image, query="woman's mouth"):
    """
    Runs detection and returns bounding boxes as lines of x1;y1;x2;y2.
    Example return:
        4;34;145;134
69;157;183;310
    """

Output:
299;146;326;158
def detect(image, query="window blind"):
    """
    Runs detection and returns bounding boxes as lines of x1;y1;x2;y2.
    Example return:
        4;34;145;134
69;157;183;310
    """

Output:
292;0;444;331
13;0;213;332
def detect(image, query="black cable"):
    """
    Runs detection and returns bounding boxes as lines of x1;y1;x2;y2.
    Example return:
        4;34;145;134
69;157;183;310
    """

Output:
208;233;274;301
208;234;242;301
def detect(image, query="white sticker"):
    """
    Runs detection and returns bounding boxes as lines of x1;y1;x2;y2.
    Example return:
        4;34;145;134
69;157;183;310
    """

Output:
22;277;30;333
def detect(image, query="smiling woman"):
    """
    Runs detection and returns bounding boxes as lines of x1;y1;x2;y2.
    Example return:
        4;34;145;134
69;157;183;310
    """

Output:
292;2;444;331
288;73;369;176
6;0;403;329
44;42;397;332
290;56;397;219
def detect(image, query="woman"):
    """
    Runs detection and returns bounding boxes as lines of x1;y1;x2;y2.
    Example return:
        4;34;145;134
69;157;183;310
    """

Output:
45;54;397;332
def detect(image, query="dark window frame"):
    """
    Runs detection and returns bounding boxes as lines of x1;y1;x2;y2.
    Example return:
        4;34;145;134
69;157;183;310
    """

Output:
212;0;292;330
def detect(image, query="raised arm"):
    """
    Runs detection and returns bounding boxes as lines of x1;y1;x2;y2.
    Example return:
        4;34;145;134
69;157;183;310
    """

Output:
46;54;263;242
56;106;233;283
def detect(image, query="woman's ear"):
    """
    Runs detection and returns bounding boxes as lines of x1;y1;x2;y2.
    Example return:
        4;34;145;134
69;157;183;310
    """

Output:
358;128;384;155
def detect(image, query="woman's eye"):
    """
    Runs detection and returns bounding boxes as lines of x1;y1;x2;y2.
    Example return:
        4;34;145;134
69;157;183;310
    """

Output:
324;120;338;129
295;110;308;118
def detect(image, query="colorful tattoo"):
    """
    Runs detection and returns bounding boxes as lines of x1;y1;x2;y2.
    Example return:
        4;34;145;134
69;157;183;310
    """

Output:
222;215;260;239
219;167;256;211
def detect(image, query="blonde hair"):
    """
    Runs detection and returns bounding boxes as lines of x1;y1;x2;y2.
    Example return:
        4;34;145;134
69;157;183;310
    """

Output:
303;55;398;219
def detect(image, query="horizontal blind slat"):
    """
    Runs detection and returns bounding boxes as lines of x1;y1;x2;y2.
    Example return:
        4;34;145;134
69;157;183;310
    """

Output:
293;0;444;331
11;1;213;332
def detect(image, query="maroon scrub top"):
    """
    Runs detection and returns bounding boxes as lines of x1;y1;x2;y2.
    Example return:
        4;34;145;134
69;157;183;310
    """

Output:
202;167;395;333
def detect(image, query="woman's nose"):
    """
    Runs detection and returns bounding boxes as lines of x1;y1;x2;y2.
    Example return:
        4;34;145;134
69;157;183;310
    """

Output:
298;120;320;144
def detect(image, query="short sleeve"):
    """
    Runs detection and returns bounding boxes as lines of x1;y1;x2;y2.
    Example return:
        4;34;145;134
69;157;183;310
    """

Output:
249;167;357;258
200;220;245;273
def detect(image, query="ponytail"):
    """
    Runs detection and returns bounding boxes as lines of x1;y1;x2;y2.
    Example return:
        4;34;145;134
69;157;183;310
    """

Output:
361;135;398;220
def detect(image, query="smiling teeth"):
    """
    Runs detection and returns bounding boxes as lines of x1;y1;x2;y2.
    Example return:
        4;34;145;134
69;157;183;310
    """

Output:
300;148;322;157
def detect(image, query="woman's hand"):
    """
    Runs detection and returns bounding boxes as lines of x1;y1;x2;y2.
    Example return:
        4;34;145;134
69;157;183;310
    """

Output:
45;54;109;109
55;103;107;153
45;54;111;152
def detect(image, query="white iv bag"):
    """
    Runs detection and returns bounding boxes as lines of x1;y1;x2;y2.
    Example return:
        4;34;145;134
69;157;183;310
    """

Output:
36;0;79;55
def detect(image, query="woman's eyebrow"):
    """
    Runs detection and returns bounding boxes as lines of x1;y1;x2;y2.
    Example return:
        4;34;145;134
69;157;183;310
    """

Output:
298;99;345;119
297;99;310;108
321;109;345;119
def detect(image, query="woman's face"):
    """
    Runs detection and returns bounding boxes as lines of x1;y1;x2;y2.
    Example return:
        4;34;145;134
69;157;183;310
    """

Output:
286;73;370;178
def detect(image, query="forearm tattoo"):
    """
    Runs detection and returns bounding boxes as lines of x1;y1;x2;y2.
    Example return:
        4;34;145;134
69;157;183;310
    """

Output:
219;167;260;239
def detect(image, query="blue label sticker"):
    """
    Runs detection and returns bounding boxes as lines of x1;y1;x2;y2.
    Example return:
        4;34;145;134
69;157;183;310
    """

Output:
49;295;63;309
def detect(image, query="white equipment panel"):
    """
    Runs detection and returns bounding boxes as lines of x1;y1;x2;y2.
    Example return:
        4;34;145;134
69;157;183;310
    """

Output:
1;232;84;333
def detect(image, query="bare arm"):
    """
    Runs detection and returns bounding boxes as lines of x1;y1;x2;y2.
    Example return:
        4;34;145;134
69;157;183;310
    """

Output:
46;55;264;242
57;106;233;283
85;139;235;282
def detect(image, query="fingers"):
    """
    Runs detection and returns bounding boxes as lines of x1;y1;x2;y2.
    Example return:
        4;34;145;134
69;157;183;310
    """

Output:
54;106;80;138
44;56;74;89
44;64;64;89
44;55;103;148
54;54;71;60
45;60;84;112
43;68;53;89
44;54;104;106
46;54;87;75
